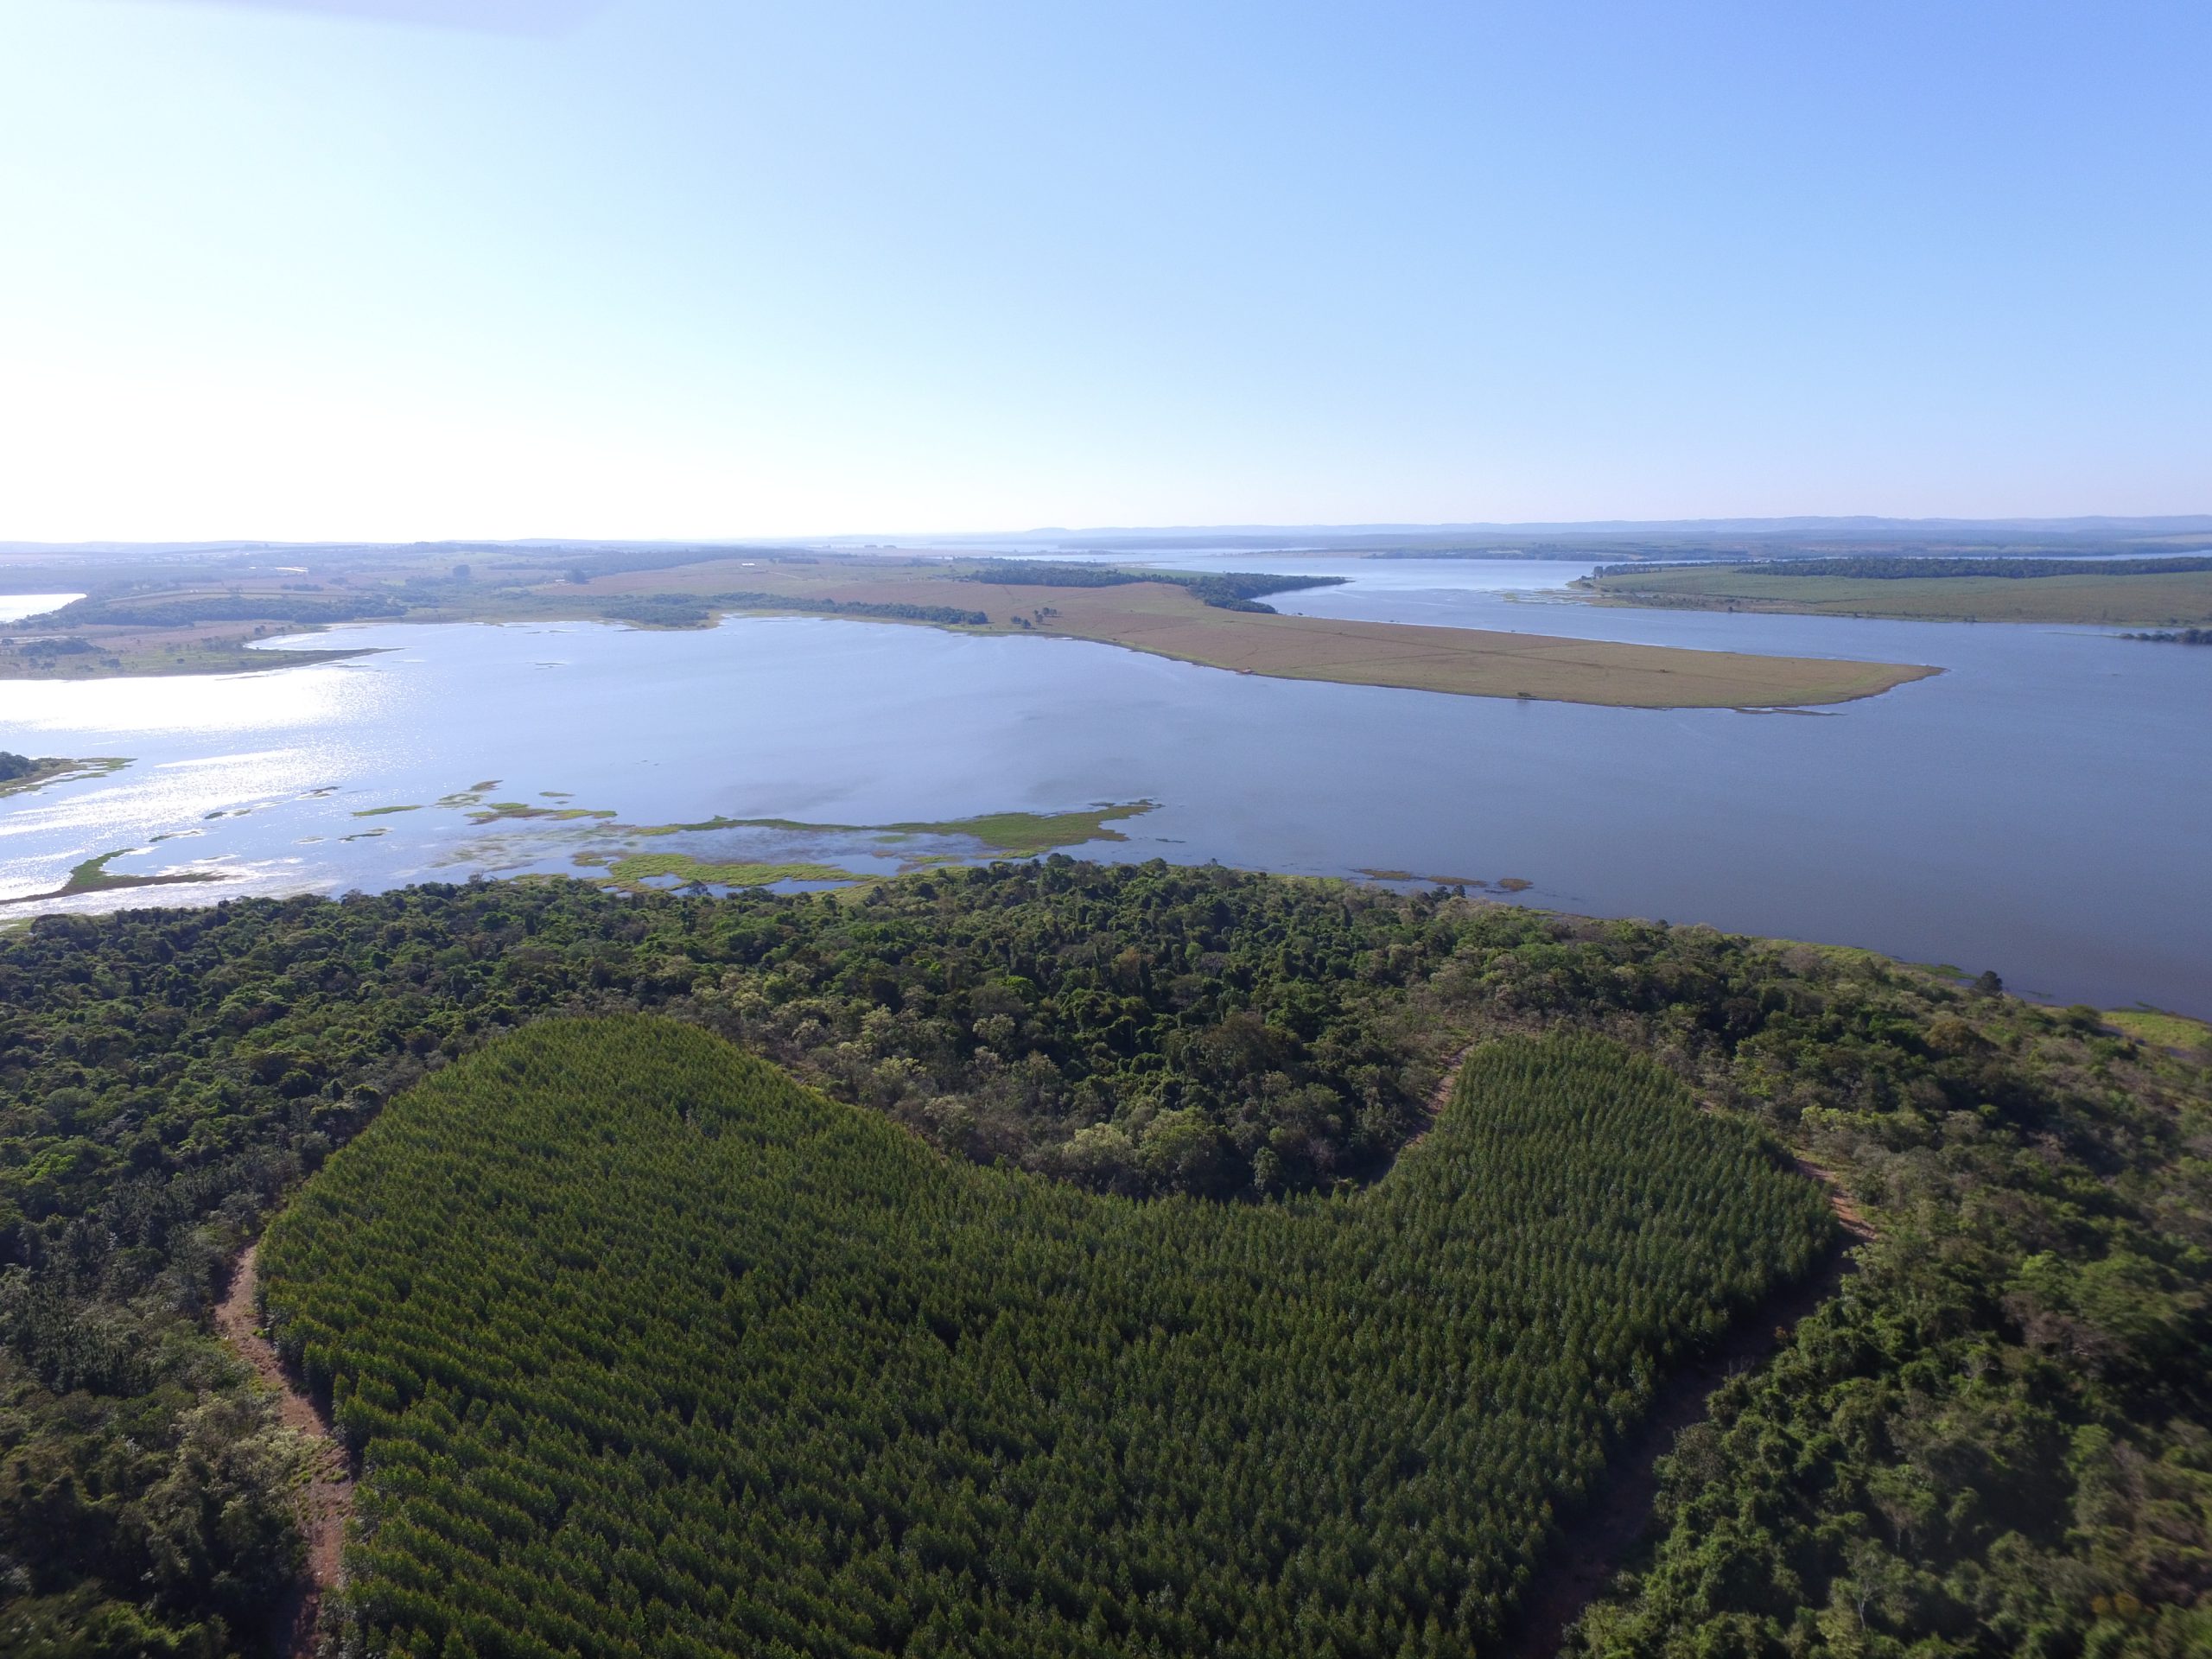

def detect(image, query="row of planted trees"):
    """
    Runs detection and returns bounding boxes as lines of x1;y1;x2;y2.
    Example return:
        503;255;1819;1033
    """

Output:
261;1016;1831;1659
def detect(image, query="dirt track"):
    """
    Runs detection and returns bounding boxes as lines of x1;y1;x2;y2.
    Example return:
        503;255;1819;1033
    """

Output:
1499;1154;1872;1657
214;1244;353;1657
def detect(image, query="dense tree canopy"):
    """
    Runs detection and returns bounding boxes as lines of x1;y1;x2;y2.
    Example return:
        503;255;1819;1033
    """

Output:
262;1018;1828;1659
0;864;2204;1655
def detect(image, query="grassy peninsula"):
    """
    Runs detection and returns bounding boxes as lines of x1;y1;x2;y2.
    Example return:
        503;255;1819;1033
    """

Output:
570;553;1936;709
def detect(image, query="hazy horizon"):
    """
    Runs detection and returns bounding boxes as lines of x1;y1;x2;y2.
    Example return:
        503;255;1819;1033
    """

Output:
3;2;2206;540
6;512;2212;559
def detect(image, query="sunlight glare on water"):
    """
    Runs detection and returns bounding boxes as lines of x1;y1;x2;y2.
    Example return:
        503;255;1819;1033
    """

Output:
0;652;391;735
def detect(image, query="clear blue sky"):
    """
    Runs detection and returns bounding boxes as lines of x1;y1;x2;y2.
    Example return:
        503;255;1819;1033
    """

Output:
3;0;2206;540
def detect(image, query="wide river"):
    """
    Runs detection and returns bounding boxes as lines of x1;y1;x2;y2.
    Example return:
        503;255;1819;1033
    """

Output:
2;557;2205;1016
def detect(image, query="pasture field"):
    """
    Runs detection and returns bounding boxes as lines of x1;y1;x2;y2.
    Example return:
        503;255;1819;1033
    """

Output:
261;1016;1829;1659
1582;563;2212;625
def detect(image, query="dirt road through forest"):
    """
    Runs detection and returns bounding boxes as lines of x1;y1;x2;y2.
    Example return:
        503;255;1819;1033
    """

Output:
214;1243;352;1657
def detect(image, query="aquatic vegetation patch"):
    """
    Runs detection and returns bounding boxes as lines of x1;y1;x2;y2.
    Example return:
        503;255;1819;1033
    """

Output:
461;801;619;825
883;802;1155;855
1359;868;1497;889
263;1017;1829;1659
434;781;504;808
350;804;423;817
1;849;225;906
632;801;1156;858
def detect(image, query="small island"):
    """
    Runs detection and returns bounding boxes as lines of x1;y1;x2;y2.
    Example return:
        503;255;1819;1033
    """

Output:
0;848;224;907
0;751;130;798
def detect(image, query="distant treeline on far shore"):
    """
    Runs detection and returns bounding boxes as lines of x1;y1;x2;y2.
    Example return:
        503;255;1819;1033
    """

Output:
1592;553;2212;582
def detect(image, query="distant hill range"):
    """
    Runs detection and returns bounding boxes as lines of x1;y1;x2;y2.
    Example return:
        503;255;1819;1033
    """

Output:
5;515;2209;565
921;516;2212;559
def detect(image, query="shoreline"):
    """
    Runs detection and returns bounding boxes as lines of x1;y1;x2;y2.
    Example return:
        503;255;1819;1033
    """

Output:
3;563;1936;709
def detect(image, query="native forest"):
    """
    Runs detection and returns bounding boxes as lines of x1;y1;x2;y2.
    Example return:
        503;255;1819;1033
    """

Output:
1;863;2207;1658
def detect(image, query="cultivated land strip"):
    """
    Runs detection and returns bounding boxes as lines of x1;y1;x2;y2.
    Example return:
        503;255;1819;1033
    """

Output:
1580;563;2212;626
214;1243;353;1659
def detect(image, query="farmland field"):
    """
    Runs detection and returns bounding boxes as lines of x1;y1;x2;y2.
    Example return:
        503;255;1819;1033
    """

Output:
1579;562;2212;625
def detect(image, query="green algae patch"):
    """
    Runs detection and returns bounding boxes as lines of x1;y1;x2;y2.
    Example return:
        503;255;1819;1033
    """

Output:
350;804;423;817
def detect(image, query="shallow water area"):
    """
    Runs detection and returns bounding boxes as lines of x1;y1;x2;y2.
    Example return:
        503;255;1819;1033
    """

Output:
1;559;2206;1017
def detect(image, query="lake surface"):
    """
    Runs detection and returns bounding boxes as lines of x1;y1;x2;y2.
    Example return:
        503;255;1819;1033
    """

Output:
2;558;2206;1016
